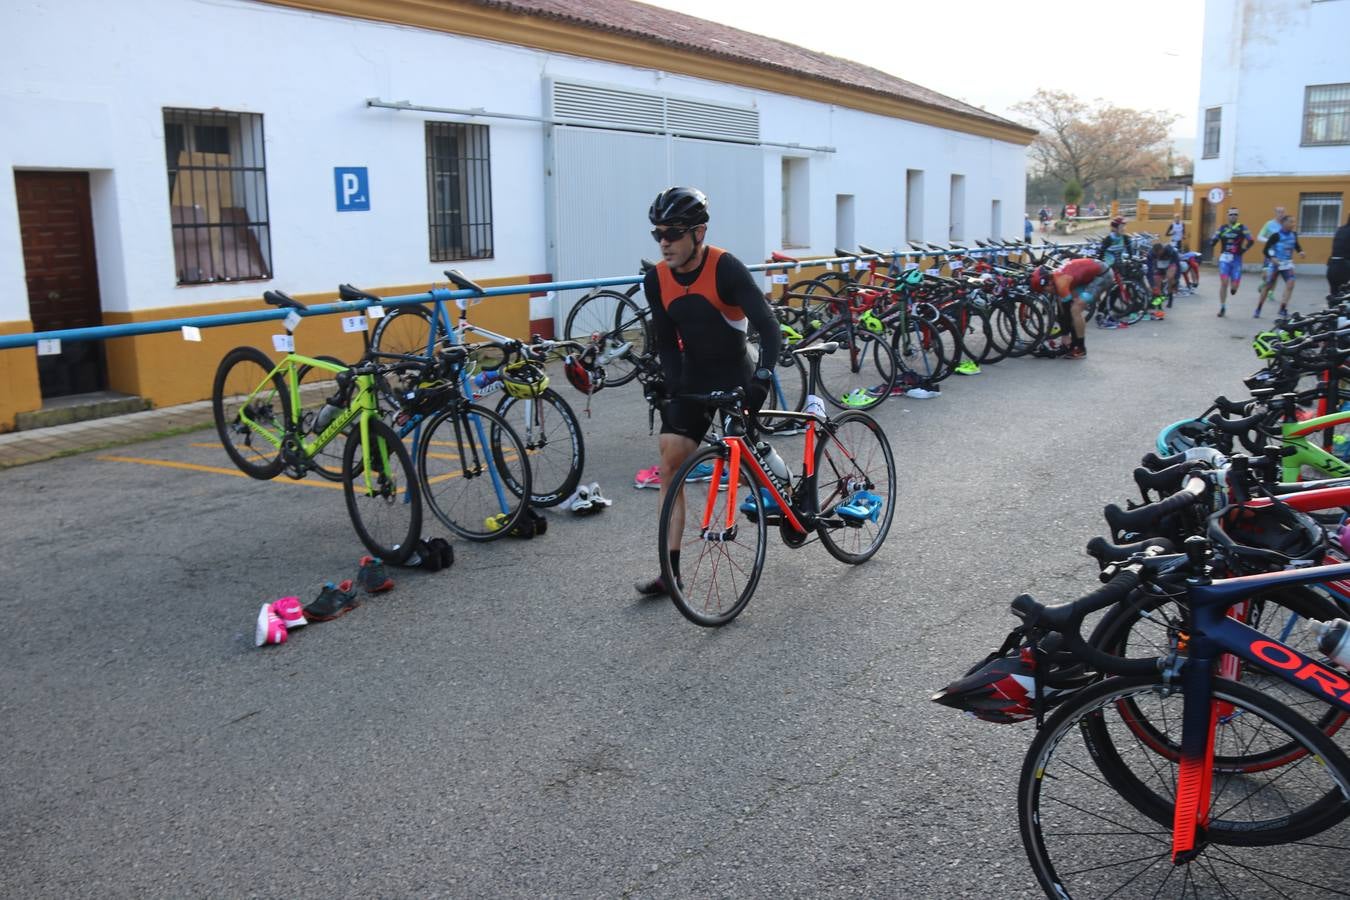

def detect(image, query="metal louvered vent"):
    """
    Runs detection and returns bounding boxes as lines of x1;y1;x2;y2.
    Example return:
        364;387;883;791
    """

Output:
666;97;759;141
552;83;664;130
549;80;759;143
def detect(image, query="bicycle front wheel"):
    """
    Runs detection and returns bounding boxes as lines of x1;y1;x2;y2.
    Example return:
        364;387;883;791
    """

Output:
418;403;531;541
212;346;289;479
814;411;896;564
1019;675;1350;899
562;290;649;388
660;446;768;627
494;388;584;508
342;419;421;565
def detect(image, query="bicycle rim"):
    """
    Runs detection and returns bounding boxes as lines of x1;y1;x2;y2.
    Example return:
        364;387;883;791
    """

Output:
817;330;897;410
814;412;896;564
660;446;767;627
369;305;435;356
494;389;583;508
342;419;421;565
1020;676;1350;899
212;346;288;479
418;404;531;540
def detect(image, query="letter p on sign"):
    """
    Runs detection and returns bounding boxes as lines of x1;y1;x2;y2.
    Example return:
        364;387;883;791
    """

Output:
335;167;370;212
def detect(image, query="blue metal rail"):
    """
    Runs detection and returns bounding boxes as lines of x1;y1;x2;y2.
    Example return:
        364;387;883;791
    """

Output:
0;245;1083;350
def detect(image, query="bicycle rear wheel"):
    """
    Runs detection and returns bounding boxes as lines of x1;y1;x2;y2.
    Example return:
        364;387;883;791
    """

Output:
342;419;421;565
814;411;895;564
212;346;289;479
369;305;435;356
816;329;898;411
418;403;531;541
562;290;649;388
1019;675;1350;899
494;388;584;508
660;446;768;627
295;355;348;481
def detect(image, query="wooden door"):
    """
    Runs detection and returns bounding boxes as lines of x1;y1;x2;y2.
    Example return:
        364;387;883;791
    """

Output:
15;171;106;397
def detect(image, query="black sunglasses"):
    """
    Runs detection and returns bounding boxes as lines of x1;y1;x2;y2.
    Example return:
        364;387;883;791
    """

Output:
651;226;690;243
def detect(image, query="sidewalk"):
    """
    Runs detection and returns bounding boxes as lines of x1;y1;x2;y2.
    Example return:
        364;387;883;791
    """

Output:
0;400;214;468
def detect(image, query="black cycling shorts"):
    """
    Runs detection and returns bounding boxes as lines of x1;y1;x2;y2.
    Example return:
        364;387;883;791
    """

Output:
660;398;717;443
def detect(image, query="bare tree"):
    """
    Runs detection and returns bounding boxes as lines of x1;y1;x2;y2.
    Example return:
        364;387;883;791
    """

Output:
1013;89;1178;201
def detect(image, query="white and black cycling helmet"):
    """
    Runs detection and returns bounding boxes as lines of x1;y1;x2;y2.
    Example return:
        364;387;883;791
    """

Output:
648;187;709;228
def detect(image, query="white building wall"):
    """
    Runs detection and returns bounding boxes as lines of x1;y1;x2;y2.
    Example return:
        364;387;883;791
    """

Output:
1196;0;1350;182
2;0;1027;325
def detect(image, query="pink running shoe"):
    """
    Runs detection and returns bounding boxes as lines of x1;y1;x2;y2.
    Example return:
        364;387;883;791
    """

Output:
634;465;661;489
270;596;307;629
254;603;288;647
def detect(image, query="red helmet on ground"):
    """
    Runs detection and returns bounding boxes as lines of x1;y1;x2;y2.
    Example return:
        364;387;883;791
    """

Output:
932;644;1087;724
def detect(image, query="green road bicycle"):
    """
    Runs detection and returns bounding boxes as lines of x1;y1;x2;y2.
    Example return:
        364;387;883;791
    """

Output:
212;291;423;563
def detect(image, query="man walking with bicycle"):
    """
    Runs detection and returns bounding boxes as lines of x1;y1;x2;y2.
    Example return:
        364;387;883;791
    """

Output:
635;187;781;597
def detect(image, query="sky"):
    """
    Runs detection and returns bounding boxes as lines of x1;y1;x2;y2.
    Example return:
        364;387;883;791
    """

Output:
668;0;1206;142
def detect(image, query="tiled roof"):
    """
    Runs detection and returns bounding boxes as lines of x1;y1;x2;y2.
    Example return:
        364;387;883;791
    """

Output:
475;0;1024;131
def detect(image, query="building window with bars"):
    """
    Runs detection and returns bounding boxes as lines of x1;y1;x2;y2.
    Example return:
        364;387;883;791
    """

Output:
426;123;494;262
1302;84;1350;146
1299;193;1343;237
164;108;272;285
1202;107;1221;158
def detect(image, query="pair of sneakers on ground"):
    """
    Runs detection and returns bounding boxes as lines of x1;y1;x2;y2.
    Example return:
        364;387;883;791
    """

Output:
565;482;613;515
254;556;394;646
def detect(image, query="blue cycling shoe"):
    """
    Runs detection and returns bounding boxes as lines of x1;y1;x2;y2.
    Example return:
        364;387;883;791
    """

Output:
739;486;783;516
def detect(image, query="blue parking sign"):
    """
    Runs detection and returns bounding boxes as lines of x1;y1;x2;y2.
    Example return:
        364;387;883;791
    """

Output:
335;167;370;211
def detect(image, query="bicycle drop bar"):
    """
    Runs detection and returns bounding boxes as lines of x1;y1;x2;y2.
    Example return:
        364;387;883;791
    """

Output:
1133;462;1207;498
1085;535;1177;566
1010;566;1164;678
1103;476;1208;536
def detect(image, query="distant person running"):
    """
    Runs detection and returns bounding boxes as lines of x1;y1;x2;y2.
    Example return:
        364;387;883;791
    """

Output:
1206;208;1253;318
1165;214;1185;249
1256;214;1306;317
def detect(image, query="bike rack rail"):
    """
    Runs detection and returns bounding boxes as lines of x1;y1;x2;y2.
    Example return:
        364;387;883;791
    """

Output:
0;243;1091;350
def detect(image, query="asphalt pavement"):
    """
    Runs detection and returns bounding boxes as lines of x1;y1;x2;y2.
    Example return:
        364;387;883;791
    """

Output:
0;274;1335;897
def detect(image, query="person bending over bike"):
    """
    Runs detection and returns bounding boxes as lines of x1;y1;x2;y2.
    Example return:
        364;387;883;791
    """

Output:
1146;241;1180;311
1029;258;1110;359
635;186;781;597
1256;214;1306;318
1206;207;1253;317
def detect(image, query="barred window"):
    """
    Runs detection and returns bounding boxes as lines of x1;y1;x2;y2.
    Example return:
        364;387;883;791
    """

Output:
1302;84;1350;146
164;108;272;285
1299;193;1343;236
1202;107;1221;158
426;123;494;262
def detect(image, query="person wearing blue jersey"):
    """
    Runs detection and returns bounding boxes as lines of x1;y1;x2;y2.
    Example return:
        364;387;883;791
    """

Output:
1207;208;1253;317
1256;215;1306;317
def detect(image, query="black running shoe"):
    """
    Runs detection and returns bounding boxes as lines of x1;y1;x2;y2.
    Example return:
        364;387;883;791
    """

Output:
303;580;360;622
635;574;680;597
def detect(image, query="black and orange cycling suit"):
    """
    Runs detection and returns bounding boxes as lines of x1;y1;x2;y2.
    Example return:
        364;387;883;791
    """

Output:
644;245;780;441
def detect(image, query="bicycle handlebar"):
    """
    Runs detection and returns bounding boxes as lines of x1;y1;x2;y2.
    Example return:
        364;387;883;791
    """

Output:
1103;475;1208;536
1010;568;1161;677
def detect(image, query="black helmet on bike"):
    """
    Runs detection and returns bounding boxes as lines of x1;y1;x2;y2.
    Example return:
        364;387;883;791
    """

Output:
648;187;709;227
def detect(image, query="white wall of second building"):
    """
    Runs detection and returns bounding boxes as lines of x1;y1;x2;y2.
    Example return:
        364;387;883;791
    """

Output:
2;0;1026;327
1196;0;1350;183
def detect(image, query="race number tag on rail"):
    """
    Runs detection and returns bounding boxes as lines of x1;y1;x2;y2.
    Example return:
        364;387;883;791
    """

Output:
36;339;61;356
950;259;964;270
855;260;868;271
272;334;295;353
771;274;788;284
366;305;385;319
342;315;368;333
283;311;302;332
926;267;941;276
905;262;920;271
181;326;202;342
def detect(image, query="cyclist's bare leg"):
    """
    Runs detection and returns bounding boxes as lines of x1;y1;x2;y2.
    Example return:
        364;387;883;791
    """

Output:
1280;276;1295;312
658;432;699;551
1069;298;1086;340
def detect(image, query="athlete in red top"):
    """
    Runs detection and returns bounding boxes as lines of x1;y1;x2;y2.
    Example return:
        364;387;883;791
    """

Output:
1029;257;1110;359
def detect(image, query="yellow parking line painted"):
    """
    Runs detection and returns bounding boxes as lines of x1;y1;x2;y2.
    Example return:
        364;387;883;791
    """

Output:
96;455;344;490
